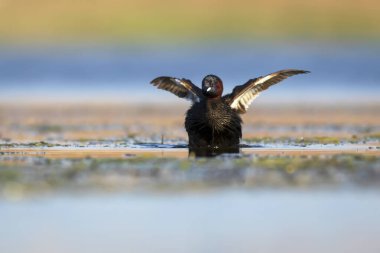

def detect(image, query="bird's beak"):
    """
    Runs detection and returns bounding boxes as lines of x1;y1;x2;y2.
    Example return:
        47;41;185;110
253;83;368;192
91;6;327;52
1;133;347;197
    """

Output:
206;87;212;92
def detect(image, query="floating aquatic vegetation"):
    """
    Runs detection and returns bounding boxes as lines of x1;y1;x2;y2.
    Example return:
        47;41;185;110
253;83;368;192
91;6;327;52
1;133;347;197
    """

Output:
244;136;371;146
1;154;379;199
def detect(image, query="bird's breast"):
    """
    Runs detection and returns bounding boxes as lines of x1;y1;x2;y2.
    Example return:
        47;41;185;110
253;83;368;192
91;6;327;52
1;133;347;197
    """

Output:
205;99;236;131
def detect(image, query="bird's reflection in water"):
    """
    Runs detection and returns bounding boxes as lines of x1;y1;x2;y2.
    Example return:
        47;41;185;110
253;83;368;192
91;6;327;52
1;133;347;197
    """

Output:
188;146;240;157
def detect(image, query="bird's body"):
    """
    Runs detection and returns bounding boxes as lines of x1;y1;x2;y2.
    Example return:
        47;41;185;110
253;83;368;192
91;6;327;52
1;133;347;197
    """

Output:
150;69;309;156
185;98;242;151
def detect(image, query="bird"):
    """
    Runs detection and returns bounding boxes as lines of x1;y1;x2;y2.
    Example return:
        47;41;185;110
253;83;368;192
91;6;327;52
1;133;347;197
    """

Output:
151;69;309;156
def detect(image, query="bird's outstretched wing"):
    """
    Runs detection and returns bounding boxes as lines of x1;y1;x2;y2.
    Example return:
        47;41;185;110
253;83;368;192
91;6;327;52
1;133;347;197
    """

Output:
150;76;203;103
224;69;310;113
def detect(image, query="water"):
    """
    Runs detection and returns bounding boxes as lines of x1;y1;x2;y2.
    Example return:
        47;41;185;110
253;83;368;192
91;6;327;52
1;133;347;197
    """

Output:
1;42;379;252
1;191;380;253
0;42;379;104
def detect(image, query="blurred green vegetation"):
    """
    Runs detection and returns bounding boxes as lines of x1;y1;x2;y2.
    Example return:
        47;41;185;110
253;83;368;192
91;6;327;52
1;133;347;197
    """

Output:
1;154;380;196
0;0;379;43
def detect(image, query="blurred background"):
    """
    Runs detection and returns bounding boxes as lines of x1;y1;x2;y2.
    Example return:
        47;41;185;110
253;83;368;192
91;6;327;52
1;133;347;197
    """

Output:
1;1;380;253
0;0;379;104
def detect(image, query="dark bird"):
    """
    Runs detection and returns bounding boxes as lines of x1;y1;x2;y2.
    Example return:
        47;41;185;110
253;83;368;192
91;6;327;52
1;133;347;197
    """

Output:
151;69;309;156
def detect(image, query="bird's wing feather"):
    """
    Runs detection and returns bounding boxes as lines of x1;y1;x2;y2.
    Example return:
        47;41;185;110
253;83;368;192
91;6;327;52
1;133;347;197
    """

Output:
224;69;310;113
150;76;203;103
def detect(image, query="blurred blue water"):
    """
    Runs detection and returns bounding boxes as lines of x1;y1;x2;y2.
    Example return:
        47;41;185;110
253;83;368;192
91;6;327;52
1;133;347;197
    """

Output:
0;42;379;104
1;190;380;253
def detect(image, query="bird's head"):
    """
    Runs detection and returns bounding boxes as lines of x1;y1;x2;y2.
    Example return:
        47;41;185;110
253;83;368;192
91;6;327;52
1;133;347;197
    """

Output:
202;75;223;98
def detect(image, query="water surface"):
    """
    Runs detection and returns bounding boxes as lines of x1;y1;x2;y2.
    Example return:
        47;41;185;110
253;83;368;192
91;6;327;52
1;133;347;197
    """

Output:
1;43;379;104
1;191;380;253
